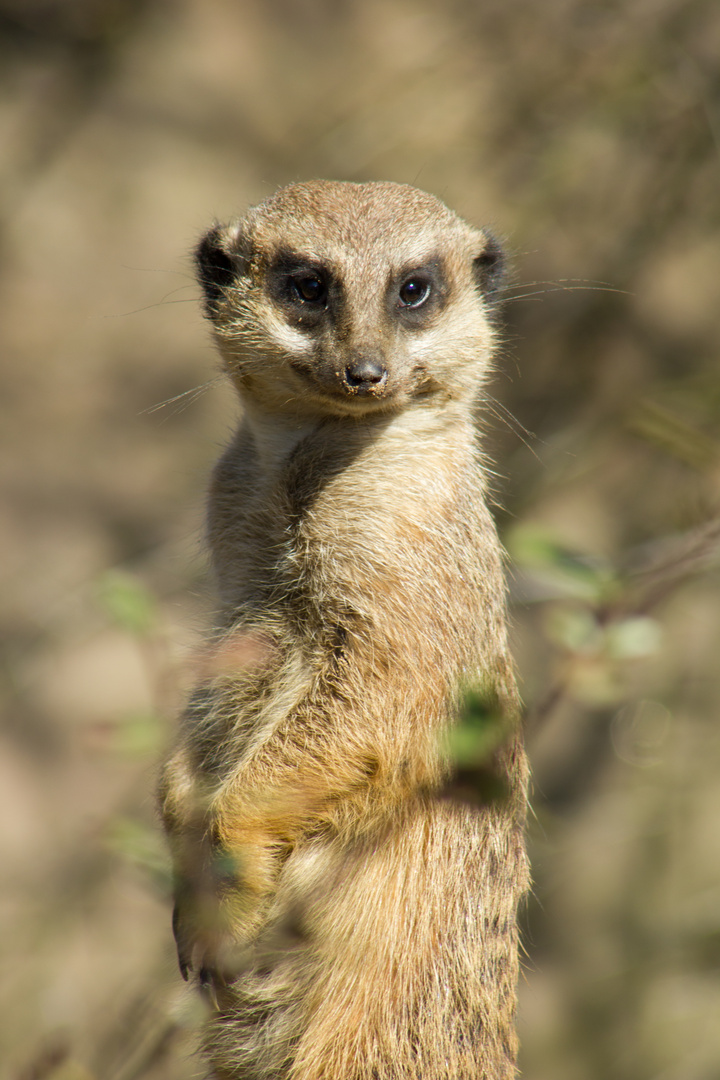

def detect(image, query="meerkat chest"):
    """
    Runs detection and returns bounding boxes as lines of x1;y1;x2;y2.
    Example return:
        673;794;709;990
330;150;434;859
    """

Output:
210;405;483;624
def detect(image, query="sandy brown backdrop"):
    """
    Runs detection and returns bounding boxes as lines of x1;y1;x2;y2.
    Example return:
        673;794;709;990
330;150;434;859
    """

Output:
1;1;719;1077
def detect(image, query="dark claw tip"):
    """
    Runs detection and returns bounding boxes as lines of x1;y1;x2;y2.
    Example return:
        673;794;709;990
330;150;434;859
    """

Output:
199;967;220;1010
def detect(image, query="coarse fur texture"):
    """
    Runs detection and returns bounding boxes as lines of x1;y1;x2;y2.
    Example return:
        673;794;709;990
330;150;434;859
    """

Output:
158;180;529;1079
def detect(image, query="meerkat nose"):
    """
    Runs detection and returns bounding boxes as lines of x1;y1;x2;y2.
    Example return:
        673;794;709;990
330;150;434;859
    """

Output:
344;357;388;390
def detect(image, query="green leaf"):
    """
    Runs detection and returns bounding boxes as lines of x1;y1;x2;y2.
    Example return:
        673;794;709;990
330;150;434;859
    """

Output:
445;686;509;766
606;616;662;659
508;524;617;603
112;709;165;758
95;570;156;636
107;816;171;892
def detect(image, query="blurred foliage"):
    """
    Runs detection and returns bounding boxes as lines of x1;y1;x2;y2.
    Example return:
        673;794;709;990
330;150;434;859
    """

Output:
447;686;509;768
95;571;157;638
106;815;171;896
444;686;511;807
109;708;166;758
1;0;719;1077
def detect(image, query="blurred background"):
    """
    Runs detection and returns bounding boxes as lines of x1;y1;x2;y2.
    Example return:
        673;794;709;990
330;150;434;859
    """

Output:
1;0;719;1077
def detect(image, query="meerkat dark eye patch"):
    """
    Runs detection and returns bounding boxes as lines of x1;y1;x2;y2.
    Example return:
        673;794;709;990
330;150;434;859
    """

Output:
392;258;447;326
267;251;334;326
195;226;241;317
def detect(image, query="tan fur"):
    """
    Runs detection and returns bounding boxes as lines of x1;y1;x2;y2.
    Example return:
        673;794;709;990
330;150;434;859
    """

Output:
159;180;529;1079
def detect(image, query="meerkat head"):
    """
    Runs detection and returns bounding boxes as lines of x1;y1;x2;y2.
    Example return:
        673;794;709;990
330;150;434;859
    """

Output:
195;180;504;418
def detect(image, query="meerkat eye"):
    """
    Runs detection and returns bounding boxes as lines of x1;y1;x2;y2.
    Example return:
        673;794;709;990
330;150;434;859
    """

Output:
290;274;327;305
398;278;431;308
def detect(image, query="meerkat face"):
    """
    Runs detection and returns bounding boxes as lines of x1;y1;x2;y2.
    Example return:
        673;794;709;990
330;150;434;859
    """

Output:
195;181;504;418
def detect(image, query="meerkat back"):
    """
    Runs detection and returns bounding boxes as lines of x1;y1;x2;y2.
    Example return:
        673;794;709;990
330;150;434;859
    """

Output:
159;180;528;1080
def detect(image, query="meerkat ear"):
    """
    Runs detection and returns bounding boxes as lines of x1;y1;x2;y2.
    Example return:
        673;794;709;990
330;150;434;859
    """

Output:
472;231;505;303
195;224;248;318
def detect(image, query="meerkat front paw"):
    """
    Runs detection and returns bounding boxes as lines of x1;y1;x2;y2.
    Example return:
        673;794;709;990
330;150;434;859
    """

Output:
171;832;283;996
171;852;239;994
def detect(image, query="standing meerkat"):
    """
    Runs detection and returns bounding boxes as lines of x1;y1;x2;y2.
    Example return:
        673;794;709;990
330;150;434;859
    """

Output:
159;180;529;1080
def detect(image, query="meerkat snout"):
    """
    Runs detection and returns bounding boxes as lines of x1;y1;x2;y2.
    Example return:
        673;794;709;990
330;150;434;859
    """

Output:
342;355;388;394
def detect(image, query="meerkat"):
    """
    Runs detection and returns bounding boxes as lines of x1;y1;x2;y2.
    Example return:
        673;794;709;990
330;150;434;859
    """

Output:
159;180;529;1080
